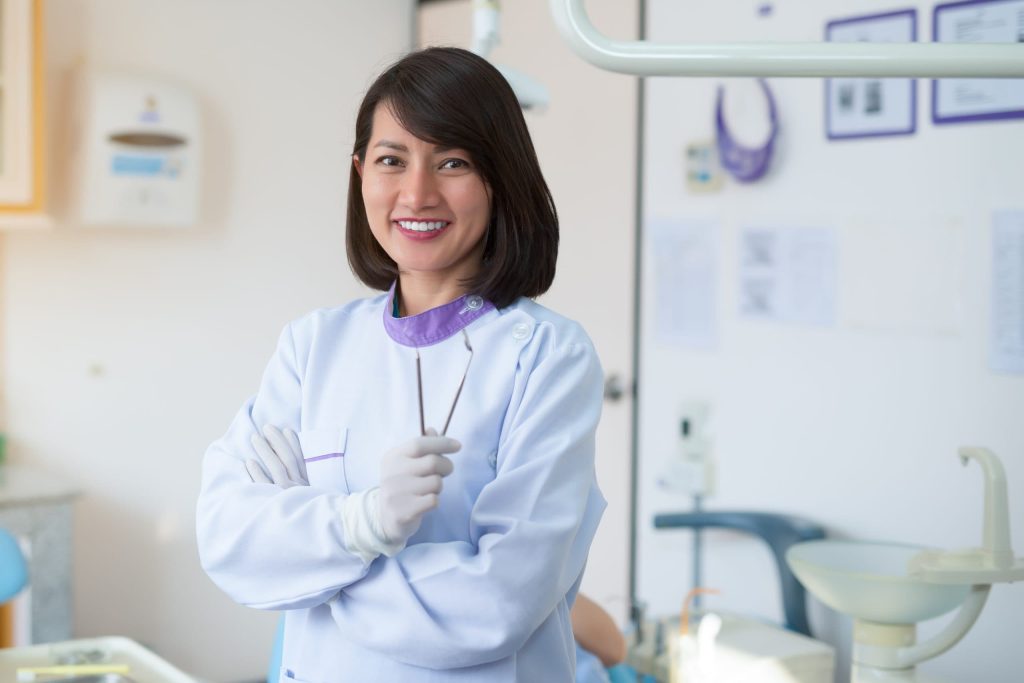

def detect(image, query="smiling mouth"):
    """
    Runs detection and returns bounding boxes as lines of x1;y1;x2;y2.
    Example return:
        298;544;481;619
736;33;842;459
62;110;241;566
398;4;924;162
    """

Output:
395;219;450;233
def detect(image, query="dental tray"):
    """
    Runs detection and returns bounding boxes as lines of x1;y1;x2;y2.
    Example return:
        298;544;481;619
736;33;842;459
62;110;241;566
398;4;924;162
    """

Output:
22;676;134;683
0;637;195;683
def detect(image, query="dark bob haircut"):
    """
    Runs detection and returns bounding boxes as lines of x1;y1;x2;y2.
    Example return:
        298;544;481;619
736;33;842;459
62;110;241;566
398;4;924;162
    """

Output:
346;47;558;309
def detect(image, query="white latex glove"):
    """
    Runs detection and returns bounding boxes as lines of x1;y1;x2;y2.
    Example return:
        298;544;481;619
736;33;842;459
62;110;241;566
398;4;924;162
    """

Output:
377;428;460;545
245;424;308;488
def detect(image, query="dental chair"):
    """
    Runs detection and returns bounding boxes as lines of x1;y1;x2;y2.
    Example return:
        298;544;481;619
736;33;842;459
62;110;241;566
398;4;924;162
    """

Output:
653;511;825;635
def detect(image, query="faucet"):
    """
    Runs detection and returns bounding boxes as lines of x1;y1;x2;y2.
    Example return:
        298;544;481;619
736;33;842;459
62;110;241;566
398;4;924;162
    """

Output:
958;447;1014;570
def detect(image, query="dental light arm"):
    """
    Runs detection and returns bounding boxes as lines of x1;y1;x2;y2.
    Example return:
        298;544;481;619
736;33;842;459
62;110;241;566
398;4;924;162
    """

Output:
550;0;1024;78
471;0;550;110
471;0;501;58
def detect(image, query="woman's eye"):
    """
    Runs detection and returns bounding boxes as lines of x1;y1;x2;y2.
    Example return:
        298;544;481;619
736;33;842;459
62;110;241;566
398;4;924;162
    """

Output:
376;155;403;167
440;158;470;170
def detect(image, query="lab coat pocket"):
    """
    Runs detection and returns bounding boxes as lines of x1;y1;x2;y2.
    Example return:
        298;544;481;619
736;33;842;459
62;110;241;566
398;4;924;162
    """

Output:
298;427;349;493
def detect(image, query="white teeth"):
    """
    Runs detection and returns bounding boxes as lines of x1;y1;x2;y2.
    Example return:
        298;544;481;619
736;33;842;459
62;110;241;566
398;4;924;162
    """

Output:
398;220;447;232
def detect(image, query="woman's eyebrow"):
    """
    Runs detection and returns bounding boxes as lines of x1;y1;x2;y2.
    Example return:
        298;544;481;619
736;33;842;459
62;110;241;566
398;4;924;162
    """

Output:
373;140;463;154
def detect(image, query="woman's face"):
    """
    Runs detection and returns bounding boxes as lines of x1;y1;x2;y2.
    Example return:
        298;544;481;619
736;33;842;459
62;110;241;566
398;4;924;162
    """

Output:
355;105;491;287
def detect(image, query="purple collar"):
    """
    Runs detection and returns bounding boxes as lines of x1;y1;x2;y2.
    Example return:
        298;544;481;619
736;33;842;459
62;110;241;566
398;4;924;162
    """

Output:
382;282;495;347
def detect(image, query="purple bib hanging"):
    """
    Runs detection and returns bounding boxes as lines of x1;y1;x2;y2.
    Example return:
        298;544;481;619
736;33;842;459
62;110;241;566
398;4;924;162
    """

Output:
716;79;779;183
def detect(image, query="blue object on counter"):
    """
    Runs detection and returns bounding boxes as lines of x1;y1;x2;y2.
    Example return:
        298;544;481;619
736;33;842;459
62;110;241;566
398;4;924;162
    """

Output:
0;528;28;602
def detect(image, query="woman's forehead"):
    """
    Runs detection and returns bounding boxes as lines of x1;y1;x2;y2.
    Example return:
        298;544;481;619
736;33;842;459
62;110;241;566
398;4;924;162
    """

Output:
370;109;467;154
368;103;463;152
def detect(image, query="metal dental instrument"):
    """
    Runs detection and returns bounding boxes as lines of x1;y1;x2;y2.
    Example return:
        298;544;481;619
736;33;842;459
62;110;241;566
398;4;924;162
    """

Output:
416;329;474;437
413;329;474;436
416;350;426;436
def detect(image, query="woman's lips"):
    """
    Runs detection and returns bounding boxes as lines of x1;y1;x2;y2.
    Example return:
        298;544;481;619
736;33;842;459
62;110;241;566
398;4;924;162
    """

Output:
394;219;451;241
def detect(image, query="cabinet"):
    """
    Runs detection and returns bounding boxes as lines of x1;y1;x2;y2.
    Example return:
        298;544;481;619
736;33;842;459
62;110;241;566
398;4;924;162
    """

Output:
0;0;46;225
0;465;77;645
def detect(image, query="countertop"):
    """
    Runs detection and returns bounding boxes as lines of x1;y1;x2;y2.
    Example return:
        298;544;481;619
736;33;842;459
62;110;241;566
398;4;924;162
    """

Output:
0;464;78;507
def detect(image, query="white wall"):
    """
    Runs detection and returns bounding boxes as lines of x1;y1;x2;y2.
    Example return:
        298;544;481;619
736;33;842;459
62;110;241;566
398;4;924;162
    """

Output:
637;1;1024;682
1;1;413;680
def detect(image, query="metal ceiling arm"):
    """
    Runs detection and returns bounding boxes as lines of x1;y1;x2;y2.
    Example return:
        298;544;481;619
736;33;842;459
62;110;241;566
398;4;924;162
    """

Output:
550;0;1024;78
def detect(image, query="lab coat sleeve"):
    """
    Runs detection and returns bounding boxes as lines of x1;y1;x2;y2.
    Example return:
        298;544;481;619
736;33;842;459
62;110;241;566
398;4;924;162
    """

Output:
328;335;606;669
195;321;371;610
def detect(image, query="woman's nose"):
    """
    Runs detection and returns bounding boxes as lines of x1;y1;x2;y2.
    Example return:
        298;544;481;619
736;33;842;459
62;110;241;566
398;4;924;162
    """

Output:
399;165;440;210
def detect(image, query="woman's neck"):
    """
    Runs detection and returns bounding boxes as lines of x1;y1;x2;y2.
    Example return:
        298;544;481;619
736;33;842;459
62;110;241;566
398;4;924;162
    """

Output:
396;274;468;317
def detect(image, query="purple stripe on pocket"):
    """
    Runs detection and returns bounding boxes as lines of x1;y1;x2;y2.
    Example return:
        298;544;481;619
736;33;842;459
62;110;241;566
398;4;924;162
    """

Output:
304;452;344;463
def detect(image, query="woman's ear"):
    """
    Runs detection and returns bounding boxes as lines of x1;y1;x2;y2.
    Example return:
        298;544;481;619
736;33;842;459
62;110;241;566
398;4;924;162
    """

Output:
352;154;363;178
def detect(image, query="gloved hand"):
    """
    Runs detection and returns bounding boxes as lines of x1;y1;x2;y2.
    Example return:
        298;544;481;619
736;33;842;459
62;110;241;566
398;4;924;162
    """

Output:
245;424;308;488
377;428;460;545
341;429;461;563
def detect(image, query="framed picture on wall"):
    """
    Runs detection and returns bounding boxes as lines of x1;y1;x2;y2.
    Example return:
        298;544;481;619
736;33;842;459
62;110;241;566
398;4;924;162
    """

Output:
0;0;45;214
932;0;1024;125
825;9;917;140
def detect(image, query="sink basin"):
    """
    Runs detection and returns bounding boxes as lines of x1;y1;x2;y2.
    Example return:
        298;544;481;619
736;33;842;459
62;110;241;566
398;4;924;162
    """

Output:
787;540;971;624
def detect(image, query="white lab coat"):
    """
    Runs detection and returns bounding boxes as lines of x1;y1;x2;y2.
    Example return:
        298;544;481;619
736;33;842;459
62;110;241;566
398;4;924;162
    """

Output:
196;287;606;682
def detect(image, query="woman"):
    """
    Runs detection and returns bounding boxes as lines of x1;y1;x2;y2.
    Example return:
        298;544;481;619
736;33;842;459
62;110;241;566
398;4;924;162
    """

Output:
196;47;605;682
